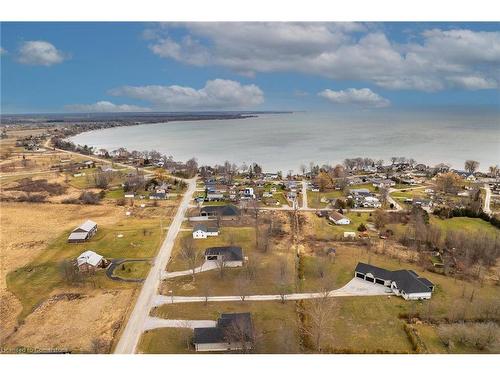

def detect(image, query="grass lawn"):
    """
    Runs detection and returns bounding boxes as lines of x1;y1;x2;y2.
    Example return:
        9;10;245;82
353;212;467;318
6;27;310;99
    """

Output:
349;183;376;192
138;328;193;354
113;260;151;279
149;300;300;353
307;190;344;209
165;226;296;296
6;217;164;320
430;216;499;237
390;189;427;202
105;187;124;199
307;212;373;240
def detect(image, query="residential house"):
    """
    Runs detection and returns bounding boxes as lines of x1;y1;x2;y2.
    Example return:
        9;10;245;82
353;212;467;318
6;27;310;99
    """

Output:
76;250;107;272
193;313;254;352
200;205;240;220
149;192;167;200
206;192;224;202
328;211;351;225
354;262;435;300
192;224;219;239
204;246;244;267
68;220;98;243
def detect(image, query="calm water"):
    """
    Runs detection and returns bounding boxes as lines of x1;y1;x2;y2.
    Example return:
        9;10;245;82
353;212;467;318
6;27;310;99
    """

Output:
70;111;500;172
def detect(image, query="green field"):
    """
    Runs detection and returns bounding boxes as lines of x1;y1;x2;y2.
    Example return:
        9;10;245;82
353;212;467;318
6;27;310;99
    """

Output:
430;216;499;236
113;260;151;279
165;226;295;296
147;300;300;354
308;212;373;240
307;190;344;209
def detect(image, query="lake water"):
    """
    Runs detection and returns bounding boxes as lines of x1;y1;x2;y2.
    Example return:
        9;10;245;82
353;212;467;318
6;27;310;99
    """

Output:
70;111;500;172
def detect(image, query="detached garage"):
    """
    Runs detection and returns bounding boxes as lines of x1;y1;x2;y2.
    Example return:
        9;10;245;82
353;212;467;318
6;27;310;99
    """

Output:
354;262;435;300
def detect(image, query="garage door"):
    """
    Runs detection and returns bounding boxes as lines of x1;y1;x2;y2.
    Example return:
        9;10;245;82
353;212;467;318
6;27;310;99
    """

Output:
375;278;385;285
365;277;374;283
356;273;365;279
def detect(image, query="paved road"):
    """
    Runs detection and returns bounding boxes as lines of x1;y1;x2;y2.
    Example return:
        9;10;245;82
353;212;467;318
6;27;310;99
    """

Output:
387;188;403;211
114;177;197;354
484;183;492;215
163;261;219;279
144;317;216;330
301;180;309;210
152;278;392;306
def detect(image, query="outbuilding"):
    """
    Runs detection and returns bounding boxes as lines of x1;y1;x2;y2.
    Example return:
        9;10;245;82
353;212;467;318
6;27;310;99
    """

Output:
68;220;98;243
328;211;351;225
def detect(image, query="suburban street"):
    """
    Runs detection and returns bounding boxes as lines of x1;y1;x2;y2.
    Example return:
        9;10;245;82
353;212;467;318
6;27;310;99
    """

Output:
114;177;197;354
301;180;308;209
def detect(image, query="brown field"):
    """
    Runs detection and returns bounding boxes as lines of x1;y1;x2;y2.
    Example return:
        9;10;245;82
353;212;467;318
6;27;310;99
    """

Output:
0;202;123;343
5;288;135;353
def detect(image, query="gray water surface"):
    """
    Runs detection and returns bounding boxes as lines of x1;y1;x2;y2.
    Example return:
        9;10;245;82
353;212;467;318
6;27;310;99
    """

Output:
70;111;500;172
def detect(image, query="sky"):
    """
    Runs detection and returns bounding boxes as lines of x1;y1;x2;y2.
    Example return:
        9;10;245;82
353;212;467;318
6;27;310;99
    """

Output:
1;22;499;114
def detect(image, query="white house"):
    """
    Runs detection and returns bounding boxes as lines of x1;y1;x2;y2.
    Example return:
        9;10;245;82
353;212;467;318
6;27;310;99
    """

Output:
76;250;106;272
192;224;219;239
124;193;135;199
354;262;434;300
328;211;351;225
343;231;356;239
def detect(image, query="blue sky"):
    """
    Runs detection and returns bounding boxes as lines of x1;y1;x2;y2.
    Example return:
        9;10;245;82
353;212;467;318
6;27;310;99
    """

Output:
1;22;499;113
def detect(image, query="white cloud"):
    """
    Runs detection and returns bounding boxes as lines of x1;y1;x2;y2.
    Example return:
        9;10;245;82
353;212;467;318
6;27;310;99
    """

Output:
0;47;7;55
65;101;151;113
147;23;500;91
109;79;264;110
319;88;390;108
17;40;68;66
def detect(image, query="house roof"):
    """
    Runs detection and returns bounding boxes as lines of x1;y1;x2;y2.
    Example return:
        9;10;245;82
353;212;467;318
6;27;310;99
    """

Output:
205;246;243;261
193;224;218;233
75;220;97;233
200;205;240;216
68;232;89;241
193;313;253;345
355;262;434;295
329;211;348;221
355;262;394;280
77;250;103;267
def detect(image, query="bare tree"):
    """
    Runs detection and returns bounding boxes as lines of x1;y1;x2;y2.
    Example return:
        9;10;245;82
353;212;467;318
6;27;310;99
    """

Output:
298;296;336;352
464;160;480;174
215;255;227;279
179;236;201;281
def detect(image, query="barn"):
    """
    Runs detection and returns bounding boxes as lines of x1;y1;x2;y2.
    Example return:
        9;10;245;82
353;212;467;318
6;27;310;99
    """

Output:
67;220;98;243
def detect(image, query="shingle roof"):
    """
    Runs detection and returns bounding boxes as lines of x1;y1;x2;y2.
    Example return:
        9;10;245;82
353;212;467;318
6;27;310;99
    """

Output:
200;205;240;216
205;246;243;261
355;262;394;280
193;313;253;344
355;262;434;295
